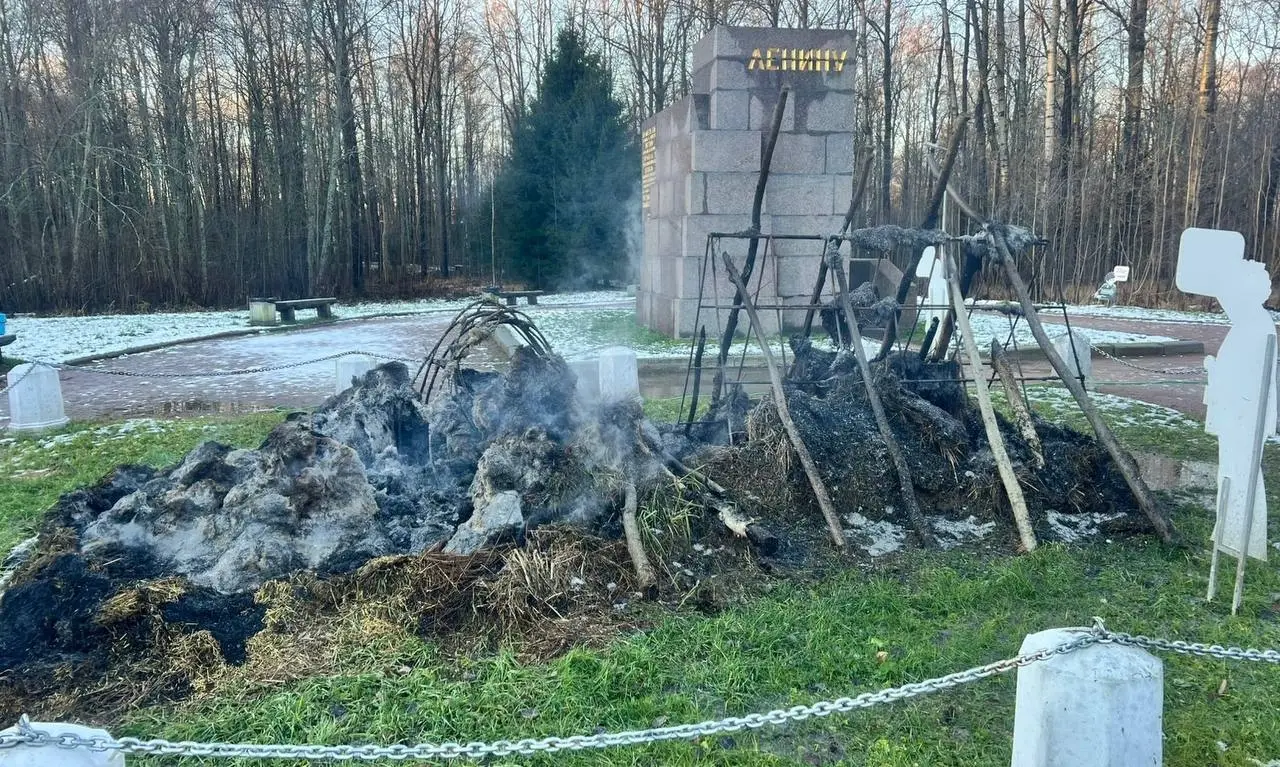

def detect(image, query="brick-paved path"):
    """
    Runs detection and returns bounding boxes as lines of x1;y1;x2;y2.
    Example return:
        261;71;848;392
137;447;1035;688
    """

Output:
2;314;488;422
1013;314;1229;419
0;308;1256;423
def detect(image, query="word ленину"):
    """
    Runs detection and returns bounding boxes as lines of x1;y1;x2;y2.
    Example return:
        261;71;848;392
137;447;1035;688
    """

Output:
747;48;850;72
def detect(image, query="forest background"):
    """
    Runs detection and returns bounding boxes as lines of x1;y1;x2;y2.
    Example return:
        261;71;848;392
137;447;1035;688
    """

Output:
0;0;1277;312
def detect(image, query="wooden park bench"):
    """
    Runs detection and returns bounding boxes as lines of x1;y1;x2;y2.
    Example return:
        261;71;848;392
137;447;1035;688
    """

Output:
275;297;337;323
492;290;544;306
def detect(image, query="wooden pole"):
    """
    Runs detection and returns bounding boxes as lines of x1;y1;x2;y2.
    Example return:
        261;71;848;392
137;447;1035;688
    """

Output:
944;251;1038;551
990;226;1174;543
684;326;707;435
825;243;938;547
1230;332;1274;615
621;481;657;598
990;338;1044;469
1207;475;1229;602
921;151;1174;544
712;88;790;404
803;157;874;337
721;251;847;547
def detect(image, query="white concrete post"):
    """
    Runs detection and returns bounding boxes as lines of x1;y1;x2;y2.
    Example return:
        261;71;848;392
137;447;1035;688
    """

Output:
596;347;639;404
569;358;601;405
334;354;376;395
248;300;278;326
1051;331;1093;390
1011;628;1163;767
0;722;125;766
6;364;69;433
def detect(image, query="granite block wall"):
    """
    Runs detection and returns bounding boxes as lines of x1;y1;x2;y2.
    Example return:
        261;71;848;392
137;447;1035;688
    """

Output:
639;25;856;337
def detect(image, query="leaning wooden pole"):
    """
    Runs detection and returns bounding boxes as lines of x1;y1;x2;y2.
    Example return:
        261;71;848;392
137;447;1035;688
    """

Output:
712;88;790;404
989;225;1174;543
990;338;1044;469
722;251;847;547
922;151;1174;543
621;481;657;597
943;251;1038;552
684;326;707;434
825;242;937;547
802;157;874;337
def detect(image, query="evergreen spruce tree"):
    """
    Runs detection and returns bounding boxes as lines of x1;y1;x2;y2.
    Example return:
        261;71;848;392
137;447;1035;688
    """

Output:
496;29;637;289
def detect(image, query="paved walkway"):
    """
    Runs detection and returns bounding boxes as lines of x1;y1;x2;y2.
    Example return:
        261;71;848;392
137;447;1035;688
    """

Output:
3;314;496;422
0;307;1248;423
1012;314;1224;419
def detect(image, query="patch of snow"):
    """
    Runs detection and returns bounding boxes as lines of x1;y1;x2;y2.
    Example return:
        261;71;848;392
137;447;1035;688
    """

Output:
963;312;1175;348
6;291;632;364
1045;510;1127;543
929;515;997;550
843;512;907;556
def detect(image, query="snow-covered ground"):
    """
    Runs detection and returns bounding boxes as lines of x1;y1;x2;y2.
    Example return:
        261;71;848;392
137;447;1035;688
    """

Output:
5;291;631;364
964;311;1176;347
4;292;1197;367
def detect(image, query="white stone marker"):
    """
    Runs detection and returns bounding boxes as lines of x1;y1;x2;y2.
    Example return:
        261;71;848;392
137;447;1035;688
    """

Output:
1051;330;1092;389
7;364;69;433
248;300;277;326
1011;628;1162;767
597;347;640;403
0;721;125;766
569;358;601;404
914;246;949;332
334;354;376;395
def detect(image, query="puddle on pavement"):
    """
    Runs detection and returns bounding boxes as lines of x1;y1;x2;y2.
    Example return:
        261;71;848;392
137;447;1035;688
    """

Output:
1135;451;1217;492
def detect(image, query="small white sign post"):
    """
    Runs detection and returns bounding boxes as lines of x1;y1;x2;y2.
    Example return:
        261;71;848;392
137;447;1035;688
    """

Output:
1112;265;1130;282
1176;228;1274;614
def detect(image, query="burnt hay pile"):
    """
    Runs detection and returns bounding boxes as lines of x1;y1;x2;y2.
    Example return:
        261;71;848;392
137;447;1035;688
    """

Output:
0;351;657;717
695;339;1142;546
0;335;1148;718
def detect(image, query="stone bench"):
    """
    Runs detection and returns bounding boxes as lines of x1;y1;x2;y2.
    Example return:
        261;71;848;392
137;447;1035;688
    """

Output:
274;297;337;323
493;290;544;306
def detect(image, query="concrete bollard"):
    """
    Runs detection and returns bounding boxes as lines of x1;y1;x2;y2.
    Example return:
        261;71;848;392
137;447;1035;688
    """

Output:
334;354;376;395
569;358;601;405
6;364;69;433
0;721;125;766
1011;628;1163;767
1051;331;1093;389
596;347;639;404
248;300;278;326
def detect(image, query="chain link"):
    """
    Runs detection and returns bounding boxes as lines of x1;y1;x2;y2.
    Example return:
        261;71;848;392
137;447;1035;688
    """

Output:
0;628;1275;759
1089;344;1205;376
0;361;44;397
0;352;417;385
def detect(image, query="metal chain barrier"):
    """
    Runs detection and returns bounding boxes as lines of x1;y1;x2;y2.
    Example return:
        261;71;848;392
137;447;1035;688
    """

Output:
0;623;1275;761
0;352;418;387
0;361;45;397
1089;343;1204;376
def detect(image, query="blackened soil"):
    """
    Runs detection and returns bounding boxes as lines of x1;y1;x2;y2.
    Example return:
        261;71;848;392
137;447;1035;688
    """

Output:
162;591;265;664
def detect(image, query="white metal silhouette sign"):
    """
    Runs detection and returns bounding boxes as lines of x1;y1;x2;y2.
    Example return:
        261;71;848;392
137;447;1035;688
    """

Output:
1176;228;1275;611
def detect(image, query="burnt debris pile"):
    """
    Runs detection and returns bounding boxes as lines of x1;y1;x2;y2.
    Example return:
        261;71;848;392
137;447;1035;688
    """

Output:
0;350;662;699
0;304;1151;717
696;339;1140;545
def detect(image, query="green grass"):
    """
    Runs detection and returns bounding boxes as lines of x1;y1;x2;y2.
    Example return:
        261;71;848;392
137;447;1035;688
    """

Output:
124;530;1279;766
0;411;286;554
4;398;1280;765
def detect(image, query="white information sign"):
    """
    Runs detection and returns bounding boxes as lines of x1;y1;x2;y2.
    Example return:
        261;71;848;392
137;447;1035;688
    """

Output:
1113;265;1130;282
